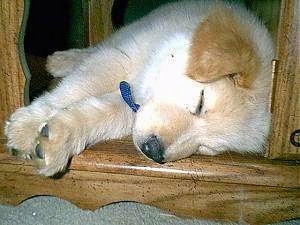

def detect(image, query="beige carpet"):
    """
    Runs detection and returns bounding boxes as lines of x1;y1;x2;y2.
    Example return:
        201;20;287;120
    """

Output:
0;196;298;225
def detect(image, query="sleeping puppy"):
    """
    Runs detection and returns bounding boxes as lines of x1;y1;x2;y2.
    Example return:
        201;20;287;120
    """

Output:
5;0;274;176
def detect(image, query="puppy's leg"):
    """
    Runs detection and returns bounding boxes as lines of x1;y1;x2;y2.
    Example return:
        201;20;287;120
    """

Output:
44;47;132;108
34;92;134;176
5;47;132;159
46;48;94;77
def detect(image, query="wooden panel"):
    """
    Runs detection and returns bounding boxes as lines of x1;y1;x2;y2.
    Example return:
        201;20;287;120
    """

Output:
85;0;114;45
1;137;299;223
268;0;300;159
0;0;28;139
1;140;299;188
0;162;299;224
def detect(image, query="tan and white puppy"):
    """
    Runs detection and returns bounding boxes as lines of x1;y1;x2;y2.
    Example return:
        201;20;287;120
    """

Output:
5;0;274;176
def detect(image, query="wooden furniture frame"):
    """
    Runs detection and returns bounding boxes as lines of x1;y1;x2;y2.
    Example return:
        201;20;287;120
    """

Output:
0;0;299;224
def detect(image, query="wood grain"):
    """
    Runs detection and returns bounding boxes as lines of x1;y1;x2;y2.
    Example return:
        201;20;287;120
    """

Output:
0;0;28;139
1;137;299;223
0;162;299;224
1;140;299;188
268;0;300;159
85;0;114;45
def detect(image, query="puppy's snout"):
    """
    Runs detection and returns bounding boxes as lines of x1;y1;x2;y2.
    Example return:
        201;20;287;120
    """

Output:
140;135;165;164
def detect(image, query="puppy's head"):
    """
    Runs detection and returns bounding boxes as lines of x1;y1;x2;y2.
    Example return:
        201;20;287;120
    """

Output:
133;5;273;163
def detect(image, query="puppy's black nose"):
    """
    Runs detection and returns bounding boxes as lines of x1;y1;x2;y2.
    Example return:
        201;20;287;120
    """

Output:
140;135;165;164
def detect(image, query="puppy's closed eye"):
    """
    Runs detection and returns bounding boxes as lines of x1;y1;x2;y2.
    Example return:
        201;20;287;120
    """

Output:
190;89;205;116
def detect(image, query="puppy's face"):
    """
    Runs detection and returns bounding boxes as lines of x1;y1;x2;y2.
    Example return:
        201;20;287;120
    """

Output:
132;5;271;163
132;36;256;163
133;74;262;163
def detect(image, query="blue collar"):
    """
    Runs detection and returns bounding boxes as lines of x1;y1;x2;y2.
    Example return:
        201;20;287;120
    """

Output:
119;81;140;112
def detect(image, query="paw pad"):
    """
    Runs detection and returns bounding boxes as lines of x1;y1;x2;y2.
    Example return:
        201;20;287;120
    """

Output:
35;143;44;159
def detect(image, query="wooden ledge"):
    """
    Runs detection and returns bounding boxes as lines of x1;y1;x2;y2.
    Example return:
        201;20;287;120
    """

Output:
0;138;299;188
0;138;299;223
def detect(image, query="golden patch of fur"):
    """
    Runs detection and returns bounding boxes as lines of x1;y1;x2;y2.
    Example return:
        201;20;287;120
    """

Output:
186;5;260;88
152;105;192;147
136;103;192;148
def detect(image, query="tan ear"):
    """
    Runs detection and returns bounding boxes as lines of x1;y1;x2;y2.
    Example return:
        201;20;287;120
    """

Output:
186;5;259;88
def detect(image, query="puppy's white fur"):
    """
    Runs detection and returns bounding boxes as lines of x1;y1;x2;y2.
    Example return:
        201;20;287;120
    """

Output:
5;0;274;176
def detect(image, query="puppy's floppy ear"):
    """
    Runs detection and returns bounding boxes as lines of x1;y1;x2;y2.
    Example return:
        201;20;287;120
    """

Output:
186;5;259;88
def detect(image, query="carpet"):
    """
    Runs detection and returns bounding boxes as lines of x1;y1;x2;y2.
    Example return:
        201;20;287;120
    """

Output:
0;196;298;225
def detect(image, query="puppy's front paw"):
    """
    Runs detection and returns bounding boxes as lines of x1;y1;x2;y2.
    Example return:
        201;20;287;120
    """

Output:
5;107;44;159
35;114;85;176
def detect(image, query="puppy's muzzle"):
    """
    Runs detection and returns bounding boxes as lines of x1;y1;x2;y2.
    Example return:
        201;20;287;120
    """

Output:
140;135;165;164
